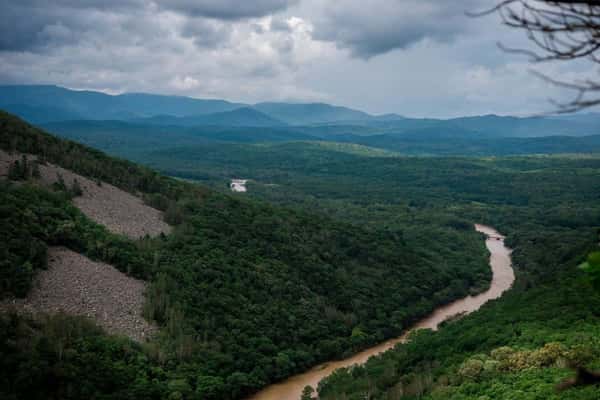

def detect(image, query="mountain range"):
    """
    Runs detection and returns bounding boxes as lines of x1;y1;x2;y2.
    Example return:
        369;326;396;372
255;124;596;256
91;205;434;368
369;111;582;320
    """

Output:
0;85;597;133
0;85;379;126
2;84;600;162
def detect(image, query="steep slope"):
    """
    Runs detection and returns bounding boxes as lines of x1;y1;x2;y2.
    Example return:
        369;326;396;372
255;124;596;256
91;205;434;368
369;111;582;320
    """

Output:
1;247;157;341
0;149;171;238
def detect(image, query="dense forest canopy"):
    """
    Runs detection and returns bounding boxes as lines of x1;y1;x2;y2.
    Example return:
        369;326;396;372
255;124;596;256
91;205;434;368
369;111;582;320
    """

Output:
1;107;600;399
1;111;496;399
2;0;600;397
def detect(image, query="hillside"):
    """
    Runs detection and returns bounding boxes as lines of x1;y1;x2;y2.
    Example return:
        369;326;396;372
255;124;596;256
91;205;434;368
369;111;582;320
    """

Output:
0;85;245;122
137;135;599;399
0;111;493;399
318;222;600;399
252;102;374;125
0;85;376;126
40;120;317;152
135;140;600;399
2;109;600;400
0;149;171;238
133;107;287;127
1;247;157;341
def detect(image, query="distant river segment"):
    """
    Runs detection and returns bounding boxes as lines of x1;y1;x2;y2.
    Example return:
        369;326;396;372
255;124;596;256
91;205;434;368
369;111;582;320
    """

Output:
247;224;515;400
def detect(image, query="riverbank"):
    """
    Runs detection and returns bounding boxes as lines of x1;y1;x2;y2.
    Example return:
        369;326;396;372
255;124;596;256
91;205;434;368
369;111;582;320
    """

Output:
247;224;514;400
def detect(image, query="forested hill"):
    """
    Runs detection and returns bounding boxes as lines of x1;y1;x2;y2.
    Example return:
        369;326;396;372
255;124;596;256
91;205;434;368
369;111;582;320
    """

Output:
318;225;600;399
0;111;492;400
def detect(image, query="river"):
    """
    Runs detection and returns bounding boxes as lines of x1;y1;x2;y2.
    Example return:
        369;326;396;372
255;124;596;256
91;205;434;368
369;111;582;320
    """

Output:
247;224;515;400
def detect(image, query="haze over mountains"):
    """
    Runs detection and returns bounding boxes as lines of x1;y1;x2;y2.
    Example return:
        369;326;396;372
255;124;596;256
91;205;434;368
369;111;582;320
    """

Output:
2;85;600;137
0;85;378;126
2;85;600;159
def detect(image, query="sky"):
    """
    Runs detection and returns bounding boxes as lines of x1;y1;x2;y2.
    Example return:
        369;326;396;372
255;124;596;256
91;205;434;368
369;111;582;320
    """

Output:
0;0;597;118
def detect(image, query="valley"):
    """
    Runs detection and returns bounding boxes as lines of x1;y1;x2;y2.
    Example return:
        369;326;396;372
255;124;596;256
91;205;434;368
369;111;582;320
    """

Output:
0;112;494;399
248;224;514;400
4;0;600;398
1;86;599;400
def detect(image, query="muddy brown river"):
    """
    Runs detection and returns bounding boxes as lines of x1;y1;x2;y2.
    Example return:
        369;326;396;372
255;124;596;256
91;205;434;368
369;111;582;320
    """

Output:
246;224;515;400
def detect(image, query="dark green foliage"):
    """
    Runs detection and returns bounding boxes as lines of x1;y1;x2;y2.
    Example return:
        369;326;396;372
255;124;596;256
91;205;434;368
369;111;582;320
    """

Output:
0;312;169;400
0;112;493;399
0;183;49;298
301;385;315;400
0;182;152;299
580;251;600;290
127;136;600;400
316;223;600;400
163;201;185;225
0;110;208;203
2;110;600;400
38;116;600;160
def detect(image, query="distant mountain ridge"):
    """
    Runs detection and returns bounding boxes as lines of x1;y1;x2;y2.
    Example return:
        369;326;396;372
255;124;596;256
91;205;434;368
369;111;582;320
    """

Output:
1;85;600;138
132;107;286;127
0;85;245;122
252;102;375;125
0;85;380;125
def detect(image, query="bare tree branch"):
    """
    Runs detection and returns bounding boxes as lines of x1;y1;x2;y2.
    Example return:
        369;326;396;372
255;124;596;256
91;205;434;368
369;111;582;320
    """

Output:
472;1;600;112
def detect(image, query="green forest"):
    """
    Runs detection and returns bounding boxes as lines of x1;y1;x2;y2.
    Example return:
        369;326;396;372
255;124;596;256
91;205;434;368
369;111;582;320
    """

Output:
1;109;600;400
142;138;600;399
136;132;600;399
317;226;600;399
1;111;492;399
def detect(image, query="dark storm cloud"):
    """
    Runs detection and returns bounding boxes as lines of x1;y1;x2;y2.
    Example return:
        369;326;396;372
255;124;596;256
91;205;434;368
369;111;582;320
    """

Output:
0;0;297;52
156;0;299;20
311;0;486;58
0;0;578;116
0;0;144;51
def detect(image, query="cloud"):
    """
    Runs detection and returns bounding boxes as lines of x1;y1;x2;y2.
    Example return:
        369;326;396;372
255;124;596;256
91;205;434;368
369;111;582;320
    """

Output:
155;0;298;20
309;0;487;58
0;1;145;51
180;18;233;48
0;0;298;52
0;0;330;104
0;0;594;116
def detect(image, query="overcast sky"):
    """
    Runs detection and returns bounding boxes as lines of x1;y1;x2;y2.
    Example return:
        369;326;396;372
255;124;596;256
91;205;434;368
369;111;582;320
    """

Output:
0;0;597;117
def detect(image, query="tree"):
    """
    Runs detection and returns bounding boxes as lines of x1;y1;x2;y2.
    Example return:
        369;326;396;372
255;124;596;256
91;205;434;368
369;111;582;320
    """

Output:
53;172;67;192
579;251;600;289
195;375;225;400
480;1;600;112
8;156;31;181
71;179;83;197
300;385;315;400
7;159;24;180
